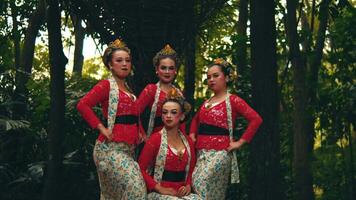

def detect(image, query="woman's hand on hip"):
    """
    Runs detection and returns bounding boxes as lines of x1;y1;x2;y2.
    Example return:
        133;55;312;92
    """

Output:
97;123;112;141
227;139;246;152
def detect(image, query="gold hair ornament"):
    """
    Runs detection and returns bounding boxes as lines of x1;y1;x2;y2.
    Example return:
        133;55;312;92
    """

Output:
108;38;127;48
159;44;176;56
166;88;191;114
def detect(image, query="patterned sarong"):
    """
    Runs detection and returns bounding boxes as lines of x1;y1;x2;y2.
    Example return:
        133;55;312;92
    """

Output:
93;141;147;200
148;192;201;200
192;149;232;200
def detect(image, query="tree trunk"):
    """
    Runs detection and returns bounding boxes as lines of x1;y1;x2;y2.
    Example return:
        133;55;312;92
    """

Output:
12;0;46;119
308;0;331;106
183;0;196;109
235;0;248;78
42;0;68;199
10;2;21;70
249;0;281;199
71;13;85;77
286;0;314;199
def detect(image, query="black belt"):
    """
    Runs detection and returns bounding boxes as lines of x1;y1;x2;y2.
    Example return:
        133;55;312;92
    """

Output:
154;116;163;128
198;123;229;136
162;170;186;182
114;115;138;124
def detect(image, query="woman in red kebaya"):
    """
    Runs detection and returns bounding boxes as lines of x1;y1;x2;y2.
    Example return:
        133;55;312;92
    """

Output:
76;39;146;200
138;89;201;200
189;58;263;200
137;44;185;138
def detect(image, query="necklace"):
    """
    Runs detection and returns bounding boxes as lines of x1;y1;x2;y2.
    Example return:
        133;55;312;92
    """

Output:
168;134;185;161
177;150;184;161
205;92;228;109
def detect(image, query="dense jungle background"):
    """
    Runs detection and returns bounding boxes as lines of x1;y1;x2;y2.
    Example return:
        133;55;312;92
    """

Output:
0;0;355;199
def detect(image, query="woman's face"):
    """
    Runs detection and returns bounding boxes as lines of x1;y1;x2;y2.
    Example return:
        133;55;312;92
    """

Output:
156;58;176;84
162;101;183;129
207;65;227;93
109;50;132;79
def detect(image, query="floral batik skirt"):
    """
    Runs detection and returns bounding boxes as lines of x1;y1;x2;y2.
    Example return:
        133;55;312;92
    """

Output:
192;149;232;200
93;141;147;200
148;192;202;200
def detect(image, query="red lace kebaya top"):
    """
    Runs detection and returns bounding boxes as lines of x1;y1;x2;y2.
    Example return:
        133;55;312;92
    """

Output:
77;79;142;144
190;94;262;150
138;132;196;191
137;83;186;134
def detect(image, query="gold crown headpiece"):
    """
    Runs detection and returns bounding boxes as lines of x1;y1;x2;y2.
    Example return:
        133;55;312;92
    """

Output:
211;58;237;81
159;44;176;56
108;38;127;49
166;88;191;114
213;58;230;67
167;87;182;100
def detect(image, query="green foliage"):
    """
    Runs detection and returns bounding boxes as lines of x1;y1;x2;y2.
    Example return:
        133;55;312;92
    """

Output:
0;75;102;200
0;0;355;199
311;6;356;200
82;56;110;79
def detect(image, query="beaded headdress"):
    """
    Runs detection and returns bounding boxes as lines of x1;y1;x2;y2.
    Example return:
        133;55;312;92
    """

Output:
211;58;238;82
108;38;127;49
165;88;191;115
153;44;178;67
213;58;229;67
159;44;176;55
103;38;130;68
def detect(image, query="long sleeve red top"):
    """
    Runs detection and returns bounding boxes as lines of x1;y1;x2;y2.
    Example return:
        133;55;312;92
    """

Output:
190;94;262;150
138;132;196;191
76;79;143;144
137;83;186;134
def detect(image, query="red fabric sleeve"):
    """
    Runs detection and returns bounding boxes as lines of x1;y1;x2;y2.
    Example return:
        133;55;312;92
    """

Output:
138;133;161;191
76;80;109;129
189;108;201;136
139;120;147;139
137;84;156;114
185;137;196;186
231;95;263;143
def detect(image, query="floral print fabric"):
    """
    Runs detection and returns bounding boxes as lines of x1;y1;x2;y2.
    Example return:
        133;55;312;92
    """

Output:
192;149;232;200
93;141;147;200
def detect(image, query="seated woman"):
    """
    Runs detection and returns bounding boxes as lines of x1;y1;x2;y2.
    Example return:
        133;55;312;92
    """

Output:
138;89;201;200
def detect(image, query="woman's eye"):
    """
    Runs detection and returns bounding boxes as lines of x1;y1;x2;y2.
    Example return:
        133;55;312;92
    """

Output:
162;110;168;114
169;66;175;70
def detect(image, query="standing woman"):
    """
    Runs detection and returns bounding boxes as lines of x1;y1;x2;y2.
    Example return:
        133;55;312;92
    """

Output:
138;89;201;200
77;39;147;200
137;44;185;138
189;58;263;200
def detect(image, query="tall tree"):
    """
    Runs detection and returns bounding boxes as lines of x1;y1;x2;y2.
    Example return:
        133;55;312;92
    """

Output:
286;0;332;199
71;13;85;77
42;0;68;199
286;0;313;199
183;0;197;108
12;0;46;119
249;0;281;199
235;0;248;77
306;0;331;150
10;1;20;70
